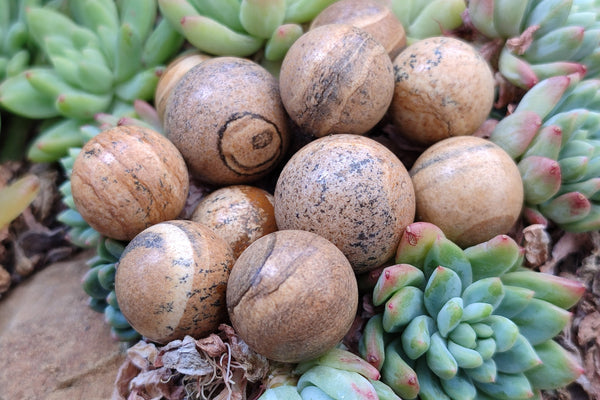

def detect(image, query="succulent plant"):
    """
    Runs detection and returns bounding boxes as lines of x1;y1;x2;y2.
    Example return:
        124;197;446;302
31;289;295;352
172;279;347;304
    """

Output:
157;0;327;63
359;222;585;399
490;74;600;231
0;0;54;81
82;235;141;343
389;0;467;44
0;0;183;163
467;0;600;89
258;346;402;400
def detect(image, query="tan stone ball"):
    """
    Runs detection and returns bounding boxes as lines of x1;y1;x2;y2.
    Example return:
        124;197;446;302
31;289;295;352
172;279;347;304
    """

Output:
389;36;495;146
115;220;235;344
279;24;395;138
410;136;524;248
191;185;277;259
274;134;416;273
310;0;406;58
226;229;358;363
70;125;189;241
154;51;211;123
164;56;290;186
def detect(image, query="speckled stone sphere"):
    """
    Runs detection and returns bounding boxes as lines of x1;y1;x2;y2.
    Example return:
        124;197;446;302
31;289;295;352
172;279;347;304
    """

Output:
410;136;524;248
226;229;358;363
279;24;395;138
274;134;416;273
115;220;235;344
70;125;189;241
310;0;406;58
191;185;277;259
389;36;495;146
164;56;290;185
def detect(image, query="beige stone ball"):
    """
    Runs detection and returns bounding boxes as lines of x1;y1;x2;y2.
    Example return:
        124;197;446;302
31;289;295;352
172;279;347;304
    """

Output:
115;220;235;344
279;24;395;138
274;134;416;273
191;185;277;259
164;56;290;186
70;125;189;241
389;36;495;146
410;136;524;247
226;229;358;363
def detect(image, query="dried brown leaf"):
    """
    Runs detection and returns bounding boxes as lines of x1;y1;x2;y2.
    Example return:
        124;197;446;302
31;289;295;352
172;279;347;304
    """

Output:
506;25;540;55
196;333;227;358
128;368;182;400
541;232;590;274
220;324;269;383
158;336;214;376
522;224;551;267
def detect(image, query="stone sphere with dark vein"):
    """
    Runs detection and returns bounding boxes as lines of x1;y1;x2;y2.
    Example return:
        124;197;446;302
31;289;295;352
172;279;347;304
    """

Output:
164;56;290;186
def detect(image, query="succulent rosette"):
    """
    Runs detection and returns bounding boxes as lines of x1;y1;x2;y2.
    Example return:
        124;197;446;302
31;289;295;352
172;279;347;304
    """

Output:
0;0;183;163
467;0;600;88
81;235;141;343
359;222;585;399
0;0;50;81
490;74;600;231
389;0;467;44
258;347;402;400
157;0;326;64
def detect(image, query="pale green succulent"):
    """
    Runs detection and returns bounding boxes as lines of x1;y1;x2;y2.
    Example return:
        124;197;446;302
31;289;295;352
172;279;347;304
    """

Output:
490;74;600;232
258;347;401;400
0;0;183;163
157;0;327;62
82;235;140;343
359;222;585;400
389;0;467;44
468;0;600;88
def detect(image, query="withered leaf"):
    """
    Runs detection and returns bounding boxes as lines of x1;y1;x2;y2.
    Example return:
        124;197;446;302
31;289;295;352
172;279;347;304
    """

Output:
158;335;213;376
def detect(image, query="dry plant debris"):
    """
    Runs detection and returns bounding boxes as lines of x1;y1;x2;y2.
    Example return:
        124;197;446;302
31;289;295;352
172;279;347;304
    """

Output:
113;324;269;400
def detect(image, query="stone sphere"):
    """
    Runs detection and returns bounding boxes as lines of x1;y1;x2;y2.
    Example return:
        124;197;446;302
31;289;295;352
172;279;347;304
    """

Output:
164;56;290;185
70;125;189;241
389;36;495;146
410;136;524;247
226;230;358;363
279;24;395;138
115;220;235;343
191;185;277;258
274;134;415;272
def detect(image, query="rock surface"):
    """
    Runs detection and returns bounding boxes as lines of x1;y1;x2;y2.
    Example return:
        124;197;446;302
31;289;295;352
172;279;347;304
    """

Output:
0;250;124;400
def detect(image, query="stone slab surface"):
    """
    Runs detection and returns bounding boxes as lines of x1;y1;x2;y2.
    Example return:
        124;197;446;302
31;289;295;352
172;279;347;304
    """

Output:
0;251;125;400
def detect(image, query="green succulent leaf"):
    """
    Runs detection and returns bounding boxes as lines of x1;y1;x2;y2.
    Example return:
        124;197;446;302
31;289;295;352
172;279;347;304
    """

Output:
525;340;584;390
424;267;462;318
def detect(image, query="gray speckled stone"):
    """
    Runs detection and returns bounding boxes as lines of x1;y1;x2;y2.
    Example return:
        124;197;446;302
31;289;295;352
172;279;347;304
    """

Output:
274;134;416;273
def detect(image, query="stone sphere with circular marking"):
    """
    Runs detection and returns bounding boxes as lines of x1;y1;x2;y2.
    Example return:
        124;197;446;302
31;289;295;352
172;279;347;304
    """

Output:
164;56;290;186
115;220;235;344
70;125;189;241
410;136;524;248
274;134;416;273
191;185;277;259
226;229;358;363
279;24;395;138
389;36;495;146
